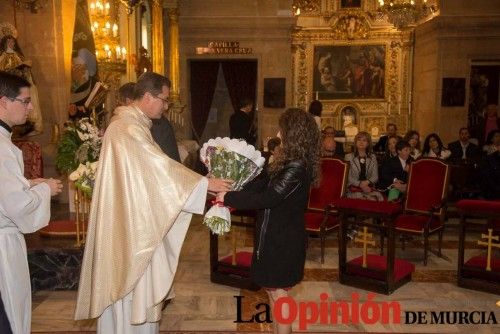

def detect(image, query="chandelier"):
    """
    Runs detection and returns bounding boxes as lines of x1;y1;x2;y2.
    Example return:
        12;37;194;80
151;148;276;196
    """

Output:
377;0;437;29
89;1;127;64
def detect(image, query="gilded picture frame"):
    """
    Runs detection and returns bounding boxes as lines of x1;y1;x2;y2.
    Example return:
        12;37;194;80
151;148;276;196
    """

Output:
313;44;386;100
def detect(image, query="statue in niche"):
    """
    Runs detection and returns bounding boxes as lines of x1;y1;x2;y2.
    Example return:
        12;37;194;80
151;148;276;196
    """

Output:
0;23;43;136
341;106;358;139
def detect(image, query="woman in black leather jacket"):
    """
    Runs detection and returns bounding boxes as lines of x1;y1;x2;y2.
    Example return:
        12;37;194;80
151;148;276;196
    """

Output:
217;108;321;334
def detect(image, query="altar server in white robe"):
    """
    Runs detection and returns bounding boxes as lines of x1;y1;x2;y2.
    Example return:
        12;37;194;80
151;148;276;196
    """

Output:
0;71;63;334
75;72;231;333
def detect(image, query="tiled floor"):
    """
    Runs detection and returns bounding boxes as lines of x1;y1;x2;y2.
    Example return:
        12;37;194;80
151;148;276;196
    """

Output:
30;210;500;333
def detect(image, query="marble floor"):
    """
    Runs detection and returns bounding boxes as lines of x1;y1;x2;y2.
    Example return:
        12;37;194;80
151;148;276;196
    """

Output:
30;209;500;333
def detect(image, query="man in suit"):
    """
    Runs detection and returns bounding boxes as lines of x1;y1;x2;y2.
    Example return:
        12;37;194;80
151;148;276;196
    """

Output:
448;127;481;164
229;98;257;146
119;82;180;162
378;140;412;193
374;123;401;152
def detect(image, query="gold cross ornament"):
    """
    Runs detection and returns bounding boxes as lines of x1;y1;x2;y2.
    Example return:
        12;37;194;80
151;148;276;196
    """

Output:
477;229;500;271
354;226;376;268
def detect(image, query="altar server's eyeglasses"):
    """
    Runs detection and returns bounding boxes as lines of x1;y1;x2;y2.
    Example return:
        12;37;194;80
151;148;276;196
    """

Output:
8;97;32;107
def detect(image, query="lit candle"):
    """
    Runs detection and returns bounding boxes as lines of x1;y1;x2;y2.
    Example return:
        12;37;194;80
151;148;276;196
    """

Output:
104;44;110;52
121;47;126;61
93;22;99;29
112;23;118;37
90;2;95;14
95;50;99;58
107;50;112;59
105;2;110;15
116;46;121;58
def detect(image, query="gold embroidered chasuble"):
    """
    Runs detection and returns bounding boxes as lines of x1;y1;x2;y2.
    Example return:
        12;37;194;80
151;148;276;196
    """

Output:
75;106;205;323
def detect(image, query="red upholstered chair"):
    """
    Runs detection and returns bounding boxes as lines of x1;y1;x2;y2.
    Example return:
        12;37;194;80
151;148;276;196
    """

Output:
13;139;43;179
304;158;348;263
394;158;450;265
456;200;500;295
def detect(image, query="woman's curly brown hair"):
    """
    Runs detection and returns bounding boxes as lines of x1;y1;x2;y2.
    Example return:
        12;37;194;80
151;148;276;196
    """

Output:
268;108;321;185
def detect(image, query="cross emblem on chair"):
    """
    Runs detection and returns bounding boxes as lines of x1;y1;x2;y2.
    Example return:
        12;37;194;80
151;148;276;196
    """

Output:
477;228;500;271
354;226;376;268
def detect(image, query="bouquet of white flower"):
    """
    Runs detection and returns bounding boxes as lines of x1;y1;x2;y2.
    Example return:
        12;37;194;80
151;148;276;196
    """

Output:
56;118;102;175
69;161;98;197
200;137;266;235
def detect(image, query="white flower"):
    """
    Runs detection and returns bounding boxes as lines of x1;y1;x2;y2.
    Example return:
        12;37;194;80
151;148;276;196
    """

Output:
69;163;87;181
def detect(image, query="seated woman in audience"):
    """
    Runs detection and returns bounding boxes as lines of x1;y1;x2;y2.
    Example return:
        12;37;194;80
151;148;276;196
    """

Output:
483;129;500;155
381;135;399;163
345;132;383;201
404;130;421;159
378;141;413;199
422;133;451;160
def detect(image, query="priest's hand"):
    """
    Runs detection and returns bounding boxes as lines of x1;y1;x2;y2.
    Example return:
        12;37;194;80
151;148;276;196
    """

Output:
207;178;232;193
44;178;63;196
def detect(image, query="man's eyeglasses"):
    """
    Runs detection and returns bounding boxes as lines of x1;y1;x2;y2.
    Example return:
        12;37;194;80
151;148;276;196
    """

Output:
8;97;31;107
155;95;169;106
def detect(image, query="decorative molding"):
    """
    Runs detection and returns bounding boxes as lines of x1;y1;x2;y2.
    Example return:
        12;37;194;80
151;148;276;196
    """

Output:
291;17;412;134
293;0;321;16
330;14;370;40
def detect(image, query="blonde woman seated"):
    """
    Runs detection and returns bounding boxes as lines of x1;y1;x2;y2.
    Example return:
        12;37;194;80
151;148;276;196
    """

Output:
345;131;384;201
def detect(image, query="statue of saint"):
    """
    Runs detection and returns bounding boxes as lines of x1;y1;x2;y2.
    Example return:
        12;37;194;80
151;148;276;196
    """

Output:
343;114;359;139
0;25;43;136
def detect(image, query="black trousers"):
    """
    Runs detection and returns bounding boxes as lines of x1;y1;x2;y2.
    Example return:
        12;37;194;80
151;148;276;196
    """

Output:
0;294;12;334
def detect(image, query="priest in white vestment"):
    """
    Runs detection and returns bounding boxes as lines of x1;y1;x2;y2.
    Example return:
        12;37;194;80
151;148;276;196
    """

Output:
0;71;63;334
75;72;231;333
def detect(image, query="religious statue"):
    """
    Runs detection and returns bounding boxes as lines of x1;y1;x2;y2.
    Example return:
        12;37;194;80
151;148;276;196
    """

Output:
0;22;43;136
341;106;359;139
69;48;98;120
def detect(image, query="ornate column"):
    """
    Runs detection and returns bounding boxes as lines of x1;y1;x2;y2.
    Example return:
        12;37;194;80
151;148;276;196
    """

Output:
167;6;180;101
151;0;165;74
163;0;184;138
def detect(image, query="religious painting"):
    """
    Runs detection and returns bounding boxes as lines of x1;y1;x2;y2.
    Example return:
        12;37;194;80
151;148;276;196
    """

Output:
340;0;362;9
313;44;386;100
264;78;286;108
441;78;466;107
468;65;500;131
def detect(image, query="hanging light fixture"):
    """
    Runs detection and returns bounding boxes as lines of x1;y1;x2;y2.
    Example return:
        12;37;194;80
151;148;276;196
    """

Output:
377;0;437;29
89;1;127;64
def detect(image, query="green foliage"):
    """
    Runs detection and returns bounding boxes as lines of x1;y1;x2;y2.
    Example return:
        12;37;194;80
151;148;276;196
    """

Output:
55;129;81;174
